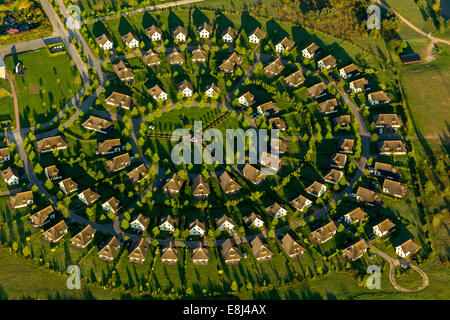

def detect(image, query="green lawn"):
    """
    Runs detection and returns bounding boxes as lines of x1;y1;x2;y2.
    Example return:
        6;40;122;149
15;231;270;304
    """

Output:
0;78;15;127
4;48;83;128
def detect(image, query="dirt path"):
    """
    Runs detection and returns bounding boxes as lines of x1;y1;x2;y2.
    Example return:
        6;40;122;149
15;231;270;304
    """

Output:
5;72;20;130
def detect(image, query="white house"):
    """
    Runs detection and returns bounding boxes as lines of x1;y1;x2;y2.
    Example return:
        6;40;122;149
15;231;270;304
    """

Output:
373;219;396;238
159;215;178;232
395;239;421;258
145;25;162;41
173;26;188;42
248;27;266;44
148;84;168;101
275;37;295;53
198;22;213;39
101;197;120;214
243;213;264;228
238;92;255;107
96;34;114;50
302;43;320;59
1;167;19;186
130;214;150;232
222;26;237;43
317;55;337;70
305;181;327;198
122;32;139;49
189;219;206;237
204;83;220;98
215;215;235;231
178;80;193;97
266;203;288;219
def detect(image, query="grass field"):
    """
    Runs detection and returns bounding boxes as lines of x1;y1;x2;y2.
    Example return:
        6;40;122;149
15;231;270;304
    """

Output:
4;48;83;128
0;78;15;127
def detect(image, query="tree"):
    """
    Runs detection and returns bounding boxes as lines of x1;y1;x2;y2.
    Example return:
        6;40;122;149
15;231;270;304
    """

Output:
231;281;238;292
121;219;129;230
22;246;31;258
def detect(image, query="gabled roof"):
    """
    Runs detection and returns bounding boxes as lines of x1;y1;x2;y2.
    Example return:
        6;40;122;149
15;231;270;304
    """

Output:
219;52;243;72
191;242;210;260
112;60;134;81
205;82;220;95
71;224;96;247
1;166;19;181
369;90;391;102
103;197;121;213
290;194;310;211
128;238;150;261
222;26;238;38
189;219;206;232
305;181;326;197
378;140;407;154
264;57;285;76
198;22;213;33
127;164;148;183
382;179;408;198
36;136;69;152
163;173;184;192
191;46;207;61
215;214;234;228
318;98;338;114
96;33;113;46
82;115;113;132
311;221;337;243
250;27;266;40
43;220;68;242
148;84;165;98
258;101;280;113
221;238;241;261
104;91;134;109
342;239;368;261
97;138;121;154
277;37;295;50
142;49;161;65
397;239;421;255
323;169;343;184
239;91;255;104
269;117;287;130
145;25;161;37
192;174;210;196
9;191;33;208
78;188;100;205
0;147;10;161
339;139;354;153
106;153;131;172
242;164;265;184
344;207;368;223
285;70;305;87
172;25;187;37
333;115;351;127
132;213;150;230
330;153;347;168
340;63;360;74
356;186;381;204
98;236;121;260
178;79;193;92
307;82;327;98
161;241;178;260
160;215;179;228
243;212;263;227
373;114;404;127
318;54;337;67
374;218;396;234
167;48;185;64
265;202;285;218
281;233;305;257
29;205;54;227
219;171;241;193
121;31;138;45
350;78;369;90
374;162;397;175
251;235;273;259
303;42;320;55
60;177;78;194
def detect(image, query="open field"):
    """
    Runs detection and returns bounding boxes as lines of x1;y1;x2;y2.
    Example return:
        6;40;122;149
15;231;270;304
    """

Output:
0;78;15;127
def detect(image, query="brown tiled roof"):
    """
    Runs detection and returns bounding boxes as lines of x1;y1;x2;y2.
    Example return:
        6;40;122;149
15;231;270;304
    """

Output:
356;187;381;204
43;220;68;242
127;164;148;183
215;214;234;228
191;46;207;62
281;233;305;258
45;165;60;180
350;78;369;91
369;90;391;103
219;171;241;193
319;55;337;68
132;213;150;231
167;48;185;64
278;37;295;50
104;91;134;109
219;52;243;73
378;140;407;154
242;164;265;184
97;138;121;154
96;33;112;46
60;178;78;194
191;242;210;262
29;205;54;227
160;215;179;229
311;221;337;244
265;202;285;218
198;22;213;34
290;194;311;211
342;239;368;261
172;25;187;37
189;219;206;232
374;114;404;127
148;84;165;99
243;212;263;227
339;139;354;153
341;63;360;74
221;239;241;264
178;79;193;92
205;82;220;95
128;238;150;262
121;32;138;45
264;57;285;76
36;136;68;153
251;235;272;260
192;174;210;197
145;25;161;37
306;181;326;197
112;60;135;82
318;98;338;114
374;218;396;235
0;147;10;162
103;197;121;213
71;224;96;248
374;162;397;175
258;101;280;113
307;82;327;98
9;191;33;208
82;115;113;132
1;167;18;181
161;241;179;261
397;239;421;256
106;153;131;172
304;42;320;55
78;188;100;205
330;153;347;168
163;173;184;193
250;27;266;40
333;115;351;127
239;91;255;104
285;70;305;87
345;207;368;223
269;117;287;130
222;26;237;38
382;179;408;198
142;49;161;66
98;236;121;260
323;169;343;184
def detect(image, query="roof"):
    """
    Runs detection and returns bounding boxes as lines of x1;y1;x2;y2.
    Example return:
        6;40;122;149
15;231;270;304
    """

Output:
269;117;287;130
191;242;210;260
127;164;148;183
97;138;121;154
290;194;310;211
178;79;193;92
342;239;368;261
161;241;179;260
219;171;241;193
333;115;351;127
142;49;161;65
71;225;96;247
1;167;18;181
104;91;134;109
304;42;320;55
251;236;273;259
191;46;207;61
345;207;368;223
128;238;150;261
163;173;184;192
277;37;295;50
43;220;68;242
112;60;134;81
60;178;78;194
9;191;33;208
148;84;165;98
103;197;121;213
219;52;243;72
82;115;113;132
399;53;421;64
340;63;360;74
369;90;391;102
239;91;255;104
160;215;179;228
44;165;60;179
311;221;337;243
132;213;150;230
215;214;234;228
374;114;404;127
29;205;54;227
378;140;407;154
145;25;161;37
305;181;326;196
374;162;397;174
172;25;187;37
167;48;185;64
198;22;213;33
319;55;337;67
374;218;396;234
205;82;220;95
382;179;408;198
323;169;343;184
222;26;238;38
281;233;305;257
106;153;131;172
356;187;381;204
243;212;263;227
318;98;338;114
96;33;112;46
350;78;369;90
397;239;421;255
242;164;265;184
307;82;327;98
221;238;240;261
192;174;210;196
0;147;10;161
121;32;138;45
265;202;285;218
78;188;100;205
36;136;68;152
285;70;305;87
189;219;206;232
330;153;347;168
98;236;121;259
264;57;285;75
258;101;280;113
339;139;354;152
250;27;266;39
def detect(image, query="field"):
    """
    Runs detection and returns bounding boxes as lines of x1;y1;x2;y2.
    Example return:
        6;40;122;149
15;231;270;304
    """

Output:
0;78;15;127
4;48;83;128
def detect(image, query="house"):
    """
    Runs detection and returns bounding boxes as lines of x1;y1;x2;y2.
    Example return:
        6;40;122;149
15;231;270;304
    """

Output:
9;191;33;209
307;82;327;99
71;224;96;249
343;207;368;225
29;205;55;228
161;241;178;265
104;91;134;109
265;203;288;219
77;188;100;206
163;173;184;195
382;179;408;198
242;164;265;185
323;169;343;185
221;26;237;43
59;178;78;195
129;238;150;264
147;84;167;102
264;57;285;77
106;153;131;172
285;70;305;88
248;27;266;44
257;101;280;116
269;117;287;131
333;115;351;128
141;49;161;67
96;33;114;50
378;140;407;155
112;60;134;82
172;25;188;42
356;187;382;206
373;162;398;180
97;139;123;155
101;197;121;214
43;220;68;243
192;175;210;198
290;194;312;212
306;181;327;198
130;214;150;232
159;215;178;232
215;214;235;231
318;98;339;115
259;151;281;172
178;80;193;97
191;242;210;265
167;48;185;66
349;78;370;93
0;147;11;163
311;221;337;244
82;115;113;134
281;233;305;259
339;139;354;154
275;37;295;53
373;218;396;238
342;239;368;262
395;239;421;259
127;164;148;184
318;55;337;70
302;43;321;59
251;236;273;262
339;64;361;80
243;212;264;228
189;219;206;237
36;136;68;153
198;22;213;38
271;138;288;154
121;32;139;48
145;25;162;41
98;236;121;262
219;171;241;194
204;83;220;98
373;114;404;128
221;239;241;265
238;91;255;107
330;153;347;169
219;52;243;73
368;91;391;105
191;46;207;63
1;167;19;186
